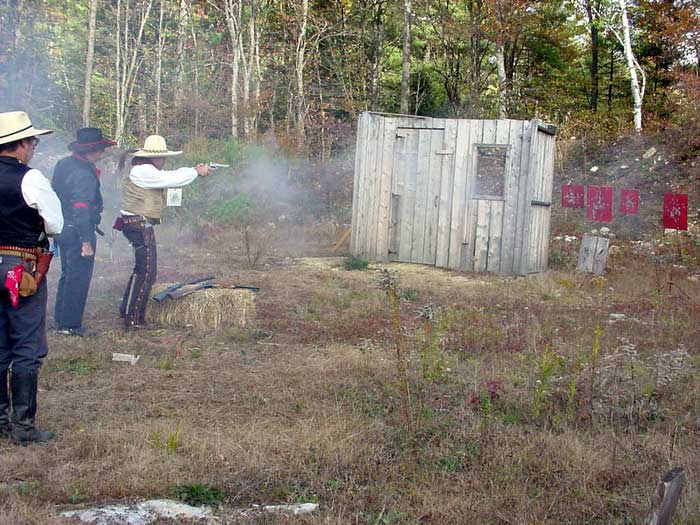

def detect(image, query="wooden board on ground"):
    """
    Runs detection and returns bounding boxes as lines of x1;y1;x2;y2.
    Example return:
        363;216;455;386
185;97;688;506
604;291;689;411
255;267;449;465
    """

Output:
330;228;352;254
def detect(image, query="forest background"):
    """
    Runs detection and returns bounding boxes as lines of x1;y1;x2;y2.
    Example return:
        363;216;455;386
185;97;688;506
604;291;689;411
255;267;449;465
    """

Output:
1;0;699;223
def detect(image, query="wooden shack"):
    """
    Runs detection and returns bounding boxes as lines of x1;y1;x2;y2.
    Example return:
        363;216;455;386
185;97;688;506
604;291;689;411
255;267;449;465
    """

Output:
350;113;556;275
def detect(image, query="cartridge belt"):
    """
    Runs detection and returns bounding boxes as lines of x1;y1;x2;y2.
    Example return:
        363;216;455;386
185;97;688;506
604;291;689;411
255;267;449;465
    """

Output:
0;245;38;261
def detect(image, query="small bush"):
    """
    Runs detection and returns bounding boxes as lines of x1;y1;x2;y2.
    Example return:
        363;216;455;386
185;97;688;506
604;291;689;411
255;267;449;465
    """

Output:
343;256;369;271
171;483;227;506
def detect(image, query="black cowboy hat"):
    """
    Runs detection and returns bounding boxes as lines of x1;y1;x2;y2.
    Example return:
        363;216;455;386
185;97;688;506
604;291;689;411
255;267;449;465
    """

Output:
68;127;117;153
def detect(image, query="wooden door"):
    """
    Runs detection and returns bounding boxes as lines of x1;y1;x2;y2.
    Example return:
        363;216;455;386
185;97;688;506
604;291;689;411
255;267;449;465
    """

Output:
389;127;445;264
524;129;555;274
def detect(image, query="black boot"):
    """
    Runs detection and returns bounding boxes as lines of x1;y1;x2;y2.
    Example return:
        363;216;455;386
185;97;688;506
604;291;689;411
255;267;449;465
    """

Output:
9;369;54;444
0;369;9;438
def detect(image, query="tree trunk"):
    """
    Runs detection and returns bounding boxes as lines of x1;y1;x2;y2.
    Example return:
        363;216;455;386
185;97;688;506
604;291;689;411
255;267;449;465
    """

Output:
368;1;384;111
295;0;309;138
174;0;190;104
496;43;507;119
607;45;614;110
400;0;412;114
82;0;99;126
115;0;154;144
618;0;644;132
155;0;165;133
585;0;599;112
224;0;241;138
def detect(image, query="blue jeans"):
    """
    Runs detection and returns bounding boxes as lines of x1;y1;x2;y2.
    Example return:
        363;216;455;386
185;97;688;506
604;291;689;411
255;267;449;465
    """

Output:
55;227;96;330
0;255;48;374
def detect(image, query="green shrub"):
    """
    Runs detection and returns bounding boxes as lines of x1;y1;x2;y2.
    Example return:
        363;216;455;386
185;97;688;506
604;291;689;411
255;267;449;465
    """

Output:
344;256;369;271
171;483;227;506
205;194;256;226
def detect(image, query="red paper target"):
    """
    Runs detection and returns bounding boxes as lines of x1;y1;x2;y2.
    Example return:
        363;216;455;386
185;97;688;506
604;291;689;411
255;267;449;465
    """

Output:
619;189;640;215
586;186;613;222
561;185;584;208
663;193;688;230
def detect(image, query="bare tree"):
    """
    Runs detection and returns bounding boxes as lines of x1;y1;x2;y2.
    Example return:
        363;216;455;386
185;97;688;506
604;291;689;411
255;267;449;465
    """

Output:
294;0;309;137
154;0;165;133
115;0;154;144
82;0;99;126
173;0;190;105
224;0;242;138
400;0;412;114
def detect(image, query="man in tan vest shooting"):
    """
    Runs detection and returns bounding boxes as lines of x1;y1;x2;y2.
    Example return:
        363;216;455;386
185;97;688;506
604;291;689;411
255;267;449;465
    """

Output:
117;135;212;329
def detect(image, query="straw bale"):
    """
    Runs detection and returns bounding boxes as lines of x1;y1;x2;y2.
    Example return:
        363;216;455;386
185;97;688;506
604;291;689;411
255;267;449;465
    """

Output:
147;286;256;331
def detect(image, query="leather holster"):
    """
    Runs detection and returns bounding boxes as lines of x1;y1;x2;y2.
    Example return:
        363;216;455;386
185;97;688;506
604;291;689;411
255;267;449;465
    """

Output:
33;250;53;288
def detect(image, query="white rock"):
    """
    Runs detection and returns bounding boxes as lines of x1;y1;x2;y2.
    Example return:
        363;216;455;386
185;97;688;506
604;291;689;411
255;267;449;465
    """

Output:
137;500;215;520
620;164;629;169
642;147;657;159
61;505;152;525
61;499;218;525
609;313;626;320
590;166;599;172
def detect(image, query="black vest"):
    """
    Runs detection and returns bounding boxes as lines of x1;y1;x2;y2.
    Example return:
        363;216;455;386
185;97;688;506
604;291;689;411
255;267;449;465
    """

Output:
0;156;45;248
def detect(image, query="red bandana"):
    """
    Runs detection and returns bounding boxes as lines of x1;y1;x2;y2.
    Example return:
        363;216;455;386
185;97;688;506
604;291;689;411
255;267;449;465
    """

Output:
5;264;24;308
72;153;102;178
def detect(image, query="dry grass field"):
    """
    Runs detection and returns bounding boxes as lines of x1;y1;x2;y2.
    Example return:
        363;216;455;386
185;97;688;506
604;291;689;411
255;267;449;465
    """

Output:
1;223;700;524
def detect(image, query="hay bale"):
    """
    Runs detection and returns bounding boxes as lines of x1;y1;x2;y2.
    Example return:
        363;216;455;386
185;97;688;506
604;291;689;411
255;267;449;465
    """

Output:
147;286;255;331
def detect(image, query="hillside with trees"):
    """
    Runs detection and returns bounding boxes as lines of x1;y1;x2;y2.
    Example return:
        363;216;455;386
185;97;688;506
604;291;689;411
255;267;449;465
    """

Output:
1;0;698;158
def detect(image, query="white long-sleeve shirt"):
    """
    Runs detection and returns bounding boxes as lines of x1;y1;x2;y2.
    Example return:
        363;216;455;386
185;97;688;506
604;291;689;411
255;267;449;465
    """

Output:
21;168;64;235
121;164;199;216
129;164;198;189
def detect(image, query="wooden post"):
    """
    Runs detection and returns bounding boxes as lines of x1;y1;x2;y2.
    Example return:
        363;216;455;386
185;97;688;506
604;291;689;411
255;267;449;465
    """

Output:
645;467;685;525
576;234;609;275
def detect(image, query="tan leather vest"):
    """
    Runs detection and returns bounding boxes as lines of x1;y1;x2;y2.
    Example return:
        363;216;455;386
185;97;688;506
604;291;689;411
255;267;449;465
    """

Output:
121;176;164;219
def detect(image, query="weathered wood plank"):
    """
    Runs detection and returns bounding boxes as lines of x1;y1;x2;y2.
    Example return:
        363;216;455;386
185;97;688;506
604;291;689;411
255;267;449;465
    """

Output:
538;136;556;271
423;128;444;265
447;120;471;270
487;200;504;272
520;120;540;274
473;200;491;272
436;120;458;268
513;119;533;274
489;119;511;272
367;115;384;259
645;467;685;525
411;129;432;263
350;113;368;254
460;120;484;271
500;120;524;274
398;129;419;262
389;193;400;257
361;115;381;256
375;118;396;261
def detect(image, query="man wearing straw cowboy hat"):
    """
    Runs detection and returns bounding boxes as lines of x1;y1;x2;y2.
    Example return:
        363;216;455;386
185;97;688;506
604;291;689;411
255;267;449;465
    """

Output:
0;111;63;444
117;135;212;329
52;128;116;337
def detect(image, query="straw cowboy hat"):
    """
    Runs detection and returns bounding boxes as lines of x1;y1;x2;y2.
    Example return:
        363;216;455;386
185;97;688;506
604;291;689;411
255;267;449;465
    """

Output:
68;127;116;153
133;135;182;158
0;111;52;146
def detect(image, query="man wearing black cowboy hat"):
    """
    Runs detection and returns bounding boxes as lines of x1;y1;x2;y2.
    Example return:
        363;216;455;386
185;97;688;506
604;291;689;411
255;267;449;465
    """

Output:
52;127;116;337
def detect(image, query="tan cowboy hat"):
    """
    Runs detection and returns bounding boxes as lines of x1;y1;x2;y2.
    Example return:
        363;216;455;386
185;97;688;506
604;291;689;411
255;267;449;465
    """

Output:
0;111;53;146
133;135;182;158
